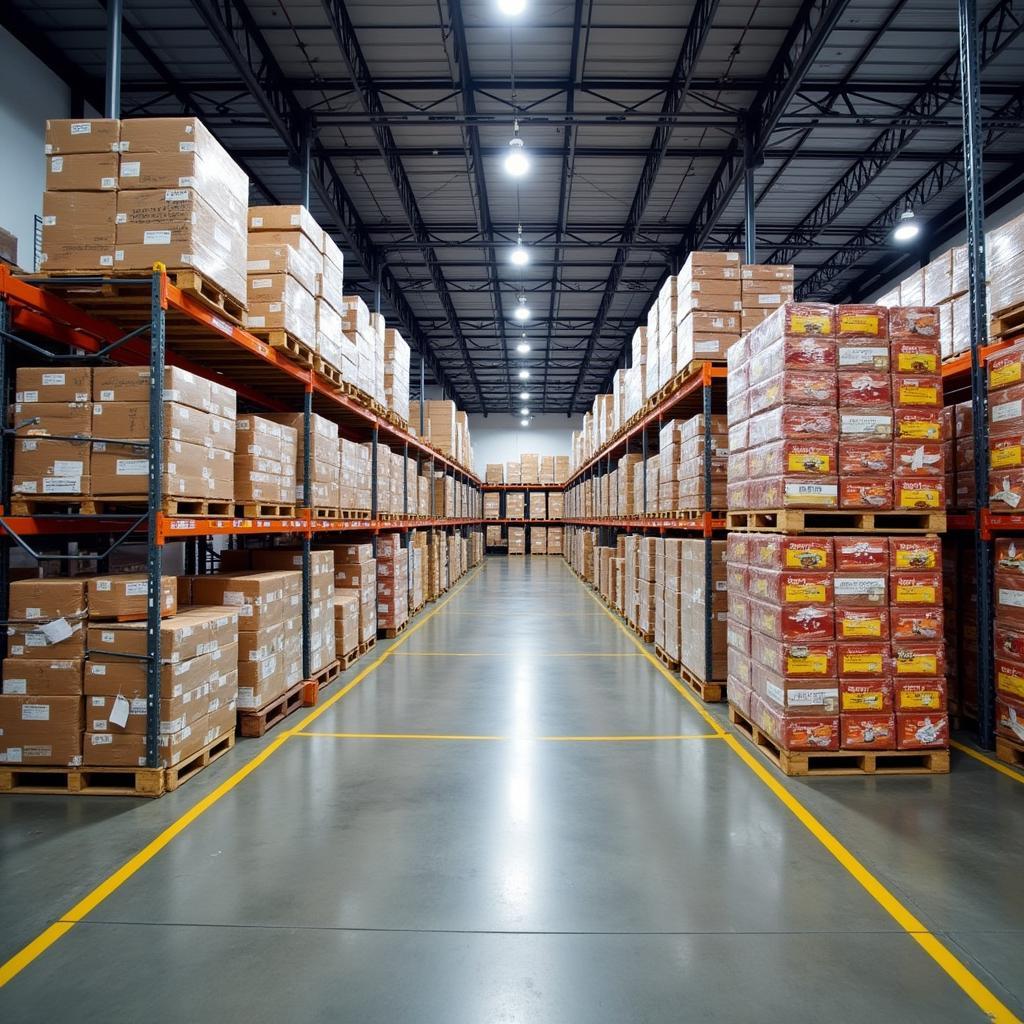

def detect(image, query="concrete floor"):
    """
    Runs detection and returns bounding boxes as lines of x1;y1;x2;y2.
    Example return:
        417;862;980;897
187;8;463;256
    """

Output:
1;556;1023;1022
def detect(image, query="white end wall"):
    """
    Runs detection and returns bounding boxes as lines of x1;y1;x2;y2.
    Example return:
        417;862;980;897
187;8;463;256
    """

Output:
468;414;574;476
0;28;70;269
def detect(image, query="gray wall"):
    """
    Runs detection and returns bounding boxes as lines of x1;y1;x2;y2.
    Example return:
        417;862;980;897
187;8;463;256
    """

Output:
468;414;574;476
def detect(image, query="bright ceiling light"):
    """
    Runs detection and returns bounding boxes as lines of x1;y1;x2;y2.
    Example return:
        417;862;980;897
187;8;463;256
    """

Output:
510;242;529;267
520;418;530;427
514;294;531;321
519;391;530;400
516;341;531;354
520;407;530;416
519;369;530;380
893;209;920;242
504;121;530;177
498;0;527;15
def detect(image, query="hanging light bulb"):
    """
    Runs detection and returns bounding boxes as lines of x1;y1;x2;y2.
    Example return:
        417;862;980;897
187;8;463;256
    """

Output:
893;209;920;242
520;407;530;416
514;294;531;321
519;391;530;400
498;0;527;15
516;332;531;354
519;369;530;380
520;418;530;427
504;120;530;178
510;225;529;266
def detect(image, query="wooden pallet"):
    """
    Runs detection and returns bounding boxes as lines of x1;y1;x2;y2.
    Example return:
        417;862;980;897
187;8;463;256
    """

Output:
379;619;409;639
313;507;340;519
726;508;946;534
0;761;165;797
253;330;315;369
314;357;343;387
234;502;298;519
301;659;343;706
995;734;1024;770
164;730;236;792
336;637;377;672
629;621;654;643
29;267;245;326
729;704;950;776
654;644;680;671
8;494;233;517
659;509;727;521
991;302;1024;340
678;662;726;703
337;508;373;520
237;680;305;739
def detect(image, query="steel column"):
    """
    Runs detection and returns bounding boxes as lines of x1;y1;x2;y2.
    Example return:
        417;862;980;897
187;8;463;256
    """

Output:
145;273;166;768
960;0;995;750
743;115;757;265
300;117;313;209
104;0;123;119
301;386;313;680
703;380;714;685
0;298;9;659
370;425;379;519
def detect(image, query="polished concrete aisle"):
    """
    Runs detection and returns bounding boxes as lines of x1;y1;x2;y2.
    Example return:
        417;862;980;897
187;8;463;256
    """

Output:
2;557;1023;1023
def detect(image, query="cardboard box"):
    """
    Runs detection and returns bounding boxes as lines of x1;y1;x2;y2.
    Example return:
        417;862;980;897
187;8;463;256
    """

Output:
10;401;91;437
12;437;90;496
191;572;300;630
0;694;83;766
46;153;118;192
87;606;238;663
92;365;212;409
7;579;87;659
41;191;116;268
16;367;92;405
87;574;178;620
2;658;83;696
249;205;324;250
45;118;120;155
91;439;233;499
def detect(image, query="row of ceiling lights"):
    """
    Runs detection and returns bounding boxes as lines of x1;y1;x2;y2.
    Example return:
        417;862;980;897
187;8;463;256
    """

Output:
500;1;534;425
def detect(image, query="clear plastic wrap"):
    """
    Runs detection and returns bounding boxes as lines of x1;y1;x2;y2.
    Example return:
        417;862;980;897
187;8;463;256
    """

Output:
836;338;889;370
749;694;839;751
839;441;892;476
748;599;835;641
996;658;1024;700
834;537;889;570
751;635;836;678
890;571;942;605
748;371;837;413
888;306;940;341
746;568;833;605
893;375;941;408
840;477;892;510
833;572;888;607
894;477;945;510
840;679;894;711
896;711;948;749
836;642;890;677
988;342;1024;392
747;406;838;447
836;607;890;641
892;442;944;476
836;304;888;339
839;407;892;439
892;338;941;375
989;382;1024;438
990;434;1024;470
748;336;835;383
747;440;836;478
747;534;833;571
841;712;896;750
890;607;944;641
894;407;942;441
747;475;839;509
889;536;941;570
838;370;891;406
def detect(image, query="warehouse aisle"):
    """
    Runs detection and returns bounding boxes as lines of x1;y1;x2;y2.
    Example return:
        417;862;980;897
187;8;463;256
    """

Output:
2;557;1023;1022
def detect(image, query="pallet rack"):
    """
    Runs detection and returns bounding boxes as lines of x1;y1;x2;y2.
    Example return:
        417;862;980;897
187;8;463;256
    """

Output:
0;266;484;780
562;362;728;698
481;483;567;549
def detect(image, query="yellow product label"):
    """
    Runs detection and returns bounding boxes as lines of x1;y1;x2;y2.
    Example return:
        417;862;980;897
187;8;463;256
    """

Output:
900;689;942;709
896;583;936;603
784;547;827;569
997;666;1024;698
898;486;940;509
894;550;936;570
897;419;940;440
991;445;1022;470
843;652;884;674
843;690;884;711
897;352;938;373
785;583;827;602
841;617;882;638
787;453;830;472
897;383;939;405
896;654;938;675
839;313;880;335
991;362;1022;389
791;313;831;336
787;652;829;674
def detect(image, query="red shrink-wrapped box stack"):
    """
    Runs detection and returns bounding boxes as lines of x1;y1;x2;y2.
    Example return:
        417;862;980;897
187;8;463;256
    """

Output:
994;538;1024;752
727;302;945;514
727;532;949;755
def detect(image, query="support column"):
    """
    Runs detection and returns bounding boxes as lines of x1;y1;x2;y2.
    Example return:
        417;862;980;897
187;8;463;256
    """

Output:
743;114;757;266
300;117;313;209
301;386;312;680
105;0;123;119
959;0;994;749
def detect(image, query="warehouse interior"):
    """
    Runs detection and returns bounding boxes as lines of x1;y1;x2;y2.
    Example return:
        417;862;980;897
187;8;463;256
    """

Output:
1;1;1024;1021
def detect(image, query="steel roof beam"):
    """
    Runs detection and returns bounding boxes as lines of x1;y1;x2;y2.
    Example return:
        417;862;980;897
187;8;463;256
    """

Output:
763;0;1023;267
568;0;721;410
318;0;486;412
187;0;462;406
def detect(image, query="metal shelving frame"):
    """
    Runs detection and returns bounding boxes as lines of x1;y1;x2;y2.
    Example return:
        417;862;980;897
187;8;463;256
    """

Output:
0;267;484;769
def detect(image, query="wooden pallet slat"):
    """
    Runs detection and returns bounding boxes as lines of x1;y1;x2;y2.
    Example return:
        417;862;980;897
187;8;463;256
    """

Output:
654;645;680;671
726;508;946;534
237;680;306;738
729;704;950;776
379;619;409;639
233;502;298;519
251;329;315;369
163;731;236;792
991;302;1024;340
995;734;1024;770
678;662;726;703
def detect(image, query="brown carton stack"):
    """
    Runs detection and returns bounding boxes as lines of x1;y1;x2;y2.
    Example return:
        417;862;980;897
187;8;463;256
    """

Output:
636;536;658;637
340;295;373;393
317;231;347;372
410;536;425;610
675;251;742;366
740;264;796;334
679;539;727;681
486;464;505;484
531;527;548;555
655;275;678;391
41;119;119;271
11;367;93;498
540;455;555;485
547;526;563;555
83;606;239;767
521;453;540;484
333;592;360;661
384;328;411;426
376;534;409;633
0;579;88;766
113;118;248;305
234;416;297;512
986;343;1024;511
529;492;547;520
193;572;302;712
340;438;372;512
332;544;377;645
548;491;564;518
266;412;340;512
484;493;501;519
676;414;728;512
371;312;387;406
508;526;526;554
555;455;570;482
506;460;522;484
485;524;504;547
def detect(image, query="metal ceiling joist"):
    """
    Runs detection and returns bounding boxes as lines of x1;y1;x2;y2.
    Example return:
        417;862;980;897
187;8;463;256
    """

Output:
568;0;721;410
318;0;487;411
187;0;463;406
798;80;1024;298
764;0;1024;267
445;0;512;413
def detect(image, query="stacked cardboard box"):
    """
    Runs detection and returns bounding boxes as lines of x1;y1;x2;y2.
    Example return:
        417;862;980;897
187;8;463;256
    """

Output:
484;492;501;519
506;492;526;520
384;328;411;426
332;544;377;645
994;538;1024;746
547;491;564;518
529;492;547;520
508;526;526;554
265;412;340;512
371;314;387;407
986;343;1024;510
674;252;742;369
339;295;373;396
679;539;727;681
726;533;949;753
547;526;563;555
531;527;548;555
485;524;505;547
486;464;504;484
740;264;796;334
333;591;360;661
726;302;945;514
192;571;302;712
234;416;297;510
376;535;409;633
340;438;372;512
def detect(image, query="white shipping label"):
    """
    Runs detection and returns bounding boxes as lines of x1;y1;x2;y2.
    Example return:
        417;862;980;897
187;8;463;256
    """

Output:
70;122;92;135
50;156;64;172
4;748;23;762
96;580;112;592
179;141;195;152
100;177;116;189
143;230;172;245
999;588;1024;608
125;581;147;597
694;340;721;353
788;687;838;708
100;255;114;267
21;390;39;403
101;630;115;643
3;681;26;694
41;373;66;386
26;608;40;619
841;413;891;434
90;733;113;745
251;216;264;227
42;215;57;226
130;698;146;714
834;577;885;595
120;160;140;177
22;704;50;721
115;213;127;224
116;459;149;475
248;316;266;328
252;278;272;289
165;189;189;201
289;214;301;225
992;399;1022;423
247;259;271;271
43;477;80;494
765;682;784;706
784;482;838;497
53;461;84;476
757;293;782;305
39;617;73;644
109;694;131;729
839;346;887;366
91;696;105;706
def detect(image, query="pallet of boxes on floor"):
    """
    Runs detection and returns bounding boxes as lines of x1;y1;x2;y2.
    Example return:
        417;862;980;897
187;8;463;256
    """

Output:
724;301;951;776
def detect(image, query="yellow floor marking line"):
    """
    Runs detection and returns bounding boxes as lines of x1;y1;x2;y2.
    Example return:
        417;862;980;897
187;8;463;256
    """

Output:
951;740;1024;784
574;564;1020;1023
0;566;484;990
295;731;723;742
